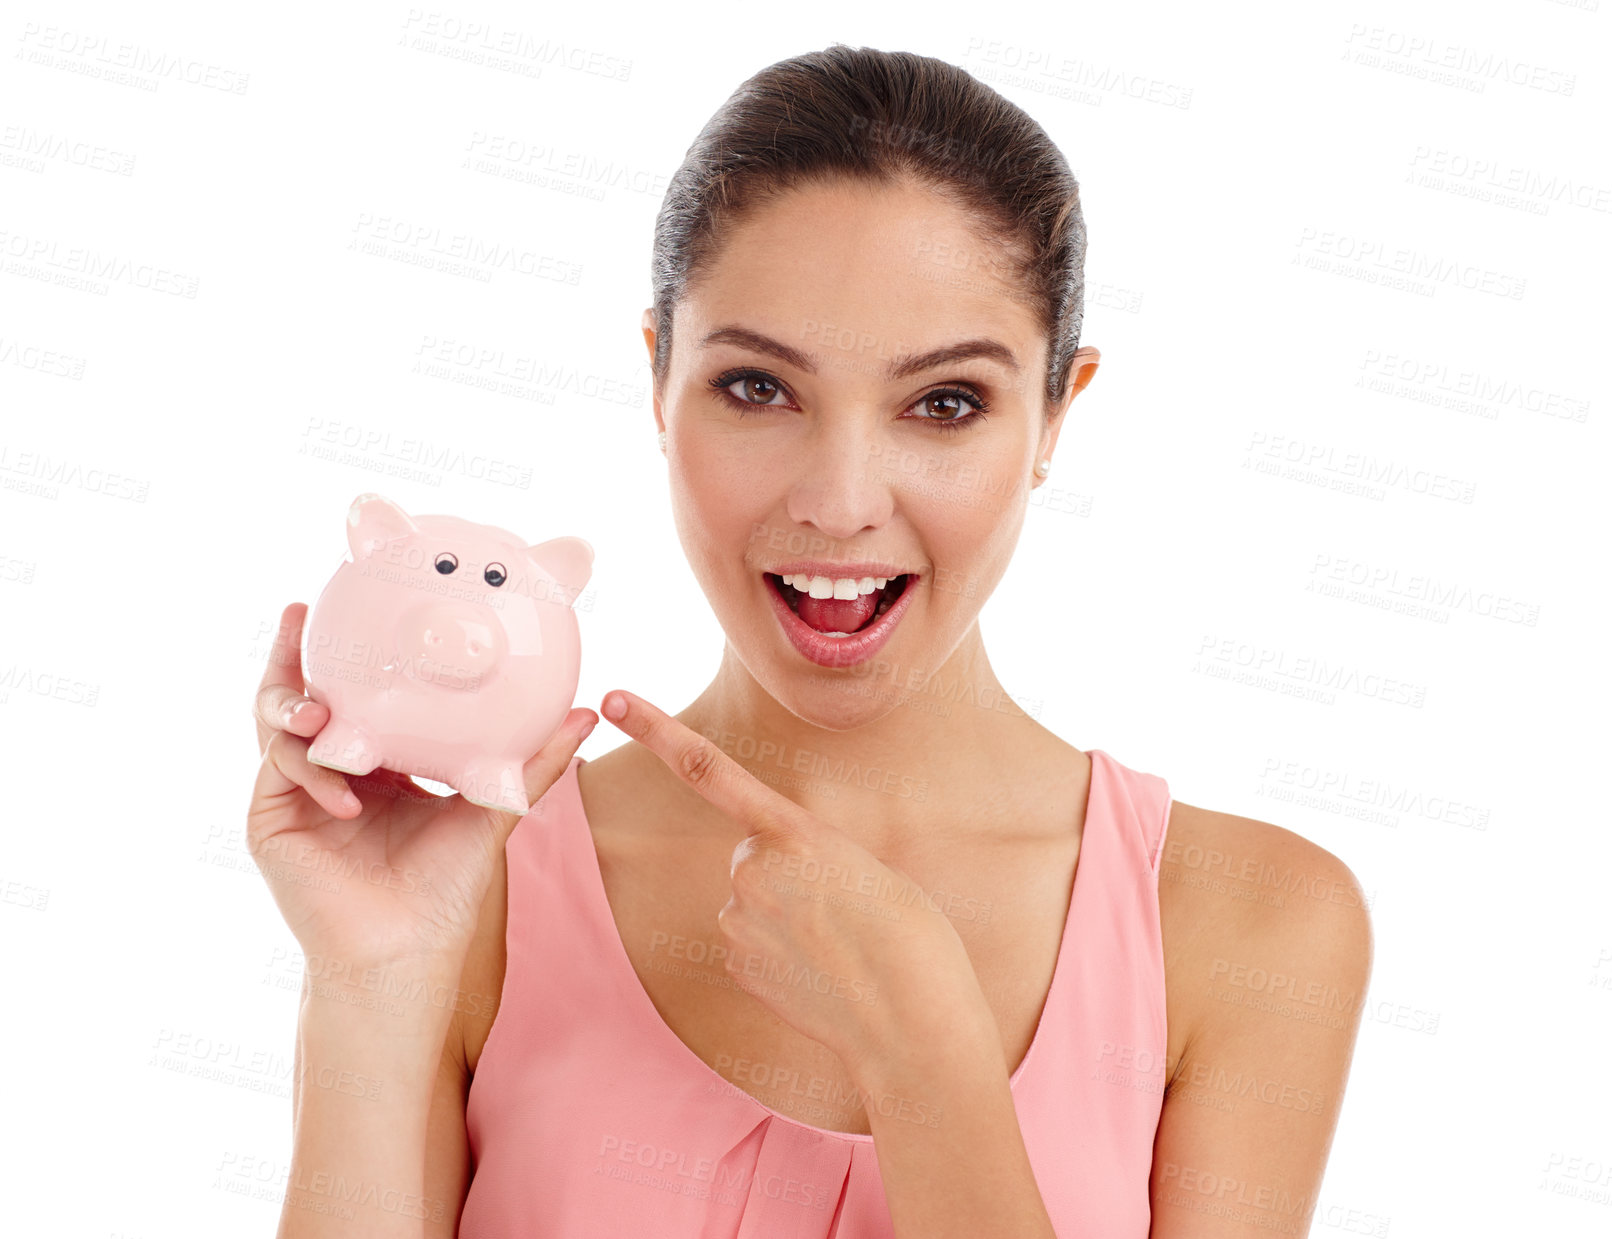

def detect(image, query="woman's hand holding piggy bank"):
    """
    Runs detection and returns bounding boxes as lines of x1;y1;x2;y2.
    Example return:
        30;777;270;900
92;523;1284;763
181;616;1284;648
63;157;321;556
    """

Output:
246;494;596;970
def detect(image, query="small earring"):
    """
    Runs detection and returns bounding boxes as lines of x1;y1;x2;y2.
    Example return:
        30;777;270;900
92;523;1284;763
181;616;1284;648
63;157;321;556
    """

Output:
658;430;667;454
1035;459;1051;477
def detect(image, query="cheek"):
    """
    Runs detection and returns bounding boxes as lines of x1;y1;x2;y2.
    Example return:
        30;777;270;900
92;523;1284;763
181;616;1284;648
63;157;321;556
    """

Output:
904;480;1024;604
900;459;1024;536
869;429;1027;505
667;457;768;587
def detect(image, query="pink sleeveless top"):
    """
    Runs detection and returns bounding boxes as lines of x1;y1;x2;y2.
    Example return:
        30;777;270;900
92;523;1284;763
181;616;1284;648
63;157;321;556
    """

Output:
461;748;1172;1238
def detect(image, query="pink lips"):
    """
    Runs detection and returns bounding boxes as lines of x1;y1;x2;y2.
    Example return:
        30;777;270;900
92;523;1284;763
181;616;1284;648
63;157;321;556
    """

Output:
763;572;918;669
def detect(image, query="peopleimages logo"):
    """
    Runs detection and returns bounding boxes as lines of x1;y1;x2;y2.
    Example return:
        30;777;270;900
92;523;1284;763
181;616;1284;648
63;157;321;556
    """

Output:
16;23;251;93
0;228;200;298
397;11;633;82
0;125;136;175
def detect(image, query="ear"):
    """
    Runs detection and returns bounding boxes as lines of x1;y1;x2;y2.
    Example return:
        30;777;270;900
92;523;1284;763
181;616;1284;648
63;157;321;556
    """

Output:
1066;345;1101;400
529;536;594;607
641;307;665;435
1035;346;1101;482
641;307;656;362
345;493;419;559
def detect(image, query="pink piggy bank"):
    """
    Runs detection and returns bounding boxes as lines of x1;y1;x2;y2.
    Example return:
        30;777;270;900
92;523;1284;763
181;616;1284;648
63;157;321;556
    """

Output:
301;492;593;815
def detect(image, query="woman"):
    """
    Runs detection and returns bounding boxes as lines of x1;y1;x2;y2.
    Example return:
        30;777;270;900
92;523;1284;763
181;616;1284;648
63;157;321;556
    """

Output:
250;44;1372;1239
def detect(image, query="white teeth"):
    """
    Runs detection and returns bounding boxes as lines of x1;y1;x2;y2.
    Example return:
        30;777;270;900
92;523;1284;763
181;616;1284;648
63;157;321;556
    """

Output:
781;573;890;598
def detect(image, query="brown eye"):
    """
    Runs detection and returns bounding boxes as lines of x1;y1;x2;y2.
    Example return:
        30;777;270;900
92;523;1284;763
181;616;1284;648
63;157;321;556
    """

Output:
434;552;457;575
922;393;969;420
733;375;783;405
707;367;793;412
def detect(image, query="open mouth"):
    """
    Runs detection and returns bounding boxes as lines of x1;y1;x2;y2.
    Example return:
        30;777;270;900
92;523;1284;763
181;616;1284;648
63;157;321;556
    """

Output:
765;572;913;635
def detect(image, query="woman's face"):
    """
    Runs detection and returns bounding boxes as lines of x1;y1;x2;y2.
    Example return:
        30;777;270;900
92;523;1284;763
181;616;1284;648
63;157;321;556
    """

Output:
645;177;1087;729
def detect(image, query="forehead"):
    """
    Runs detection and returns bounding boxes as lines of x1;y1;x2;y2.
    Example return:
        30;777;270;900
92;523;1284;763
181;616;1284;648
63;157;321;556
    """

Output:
686;178;1042;377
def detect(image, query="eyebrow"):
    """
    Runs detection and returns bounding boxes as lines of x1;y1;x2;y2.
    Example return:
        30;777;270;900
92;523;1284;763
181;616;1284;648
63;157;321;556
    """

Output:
700;325;1022;380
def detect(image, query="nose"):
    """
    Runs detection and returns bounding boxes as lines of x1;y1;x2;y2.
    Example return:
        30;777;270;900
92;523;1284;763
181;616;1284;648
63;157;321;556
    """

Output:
397;602;507;685
783;422;894;540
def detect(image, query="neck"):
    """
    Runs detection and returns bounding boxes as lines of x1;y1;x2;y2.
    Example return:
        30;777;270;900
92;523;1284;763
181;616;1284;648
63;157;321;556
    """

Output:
674;622;1047;852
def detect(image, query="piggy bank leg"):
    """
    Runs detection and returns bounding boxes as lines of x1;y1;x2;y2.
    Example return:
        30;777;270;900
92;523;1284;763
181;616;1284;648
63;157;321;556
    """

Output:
307;719;382;776
458;759;530;816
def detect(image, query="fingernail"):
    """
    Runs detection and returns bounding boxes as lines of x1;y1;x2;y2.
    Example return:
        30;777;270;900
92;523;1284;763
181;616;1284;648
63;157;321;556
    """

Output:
578;715;597;742
602;693;626;722
289;700;311;724
341;789;360;812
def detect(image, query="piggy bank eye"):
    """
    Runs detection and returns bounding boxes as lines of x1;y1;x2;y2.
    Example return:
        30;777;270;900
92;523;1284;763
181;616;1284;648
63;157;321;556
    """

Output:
434;552;458;575
484;562;507;587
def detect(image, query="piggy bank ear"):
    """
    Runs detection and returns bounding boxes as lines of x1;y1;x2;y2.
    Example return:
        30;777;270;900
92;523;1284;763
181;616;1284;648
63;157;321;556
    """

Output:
529;536;594;606
345;493;419;559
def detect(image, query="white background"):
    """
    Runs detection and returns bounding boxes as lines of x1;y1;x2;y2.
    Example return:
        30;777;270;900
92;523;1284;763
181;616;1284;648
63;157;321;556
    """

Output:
1;1;1608;1235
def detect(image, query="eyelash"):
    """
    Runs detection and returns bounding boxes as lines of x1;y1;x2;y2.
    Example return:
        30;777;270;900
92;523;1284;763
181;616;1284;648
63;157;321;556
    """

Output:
706;366;992;435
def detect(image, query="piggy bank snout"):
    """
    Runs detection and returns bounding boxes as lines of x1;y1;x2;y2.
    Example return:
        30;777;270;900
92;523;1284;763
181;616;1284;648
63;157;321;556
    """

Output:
397;601;508;683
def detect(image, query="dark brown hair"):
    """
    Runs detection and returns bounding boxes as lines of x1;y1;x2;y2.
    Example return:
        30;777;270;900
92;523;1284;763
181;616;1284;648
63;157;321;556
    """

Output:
648;43;1087;417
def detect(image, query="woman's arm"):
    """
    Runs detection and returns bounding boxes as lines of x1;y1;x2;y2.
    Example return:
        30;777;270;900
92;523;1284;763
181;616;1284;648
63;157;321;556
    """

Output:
853;1013;1058;1238
858;811;1373;1239
278;960;467;1238
1148;817;1375;1238
595;689;1062;1236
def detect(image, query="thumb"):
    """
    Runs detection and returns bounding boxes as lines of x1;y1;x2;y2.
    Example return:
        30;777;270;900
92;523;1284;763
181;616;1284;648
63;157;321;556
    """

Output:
480;708;598;847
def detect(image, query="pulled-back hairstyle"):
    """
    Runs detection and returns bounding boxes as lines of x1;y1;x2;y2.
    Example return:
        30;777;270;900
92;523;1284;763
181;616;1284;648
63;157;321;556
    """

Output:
648;43;1087;417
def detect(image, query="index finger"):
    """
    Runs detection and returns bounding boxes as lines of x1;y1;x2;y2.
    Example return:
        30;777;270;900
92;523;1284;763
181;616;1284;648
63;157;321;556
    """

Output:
600;689;803;837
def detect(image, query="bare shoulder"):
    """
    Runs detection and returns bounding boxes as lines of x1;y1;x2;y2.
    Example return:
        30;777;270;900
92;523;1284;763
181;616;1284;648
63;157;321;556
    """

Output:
1147;801;1374;1233
1156;800;1375;1079
578;733;710;840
